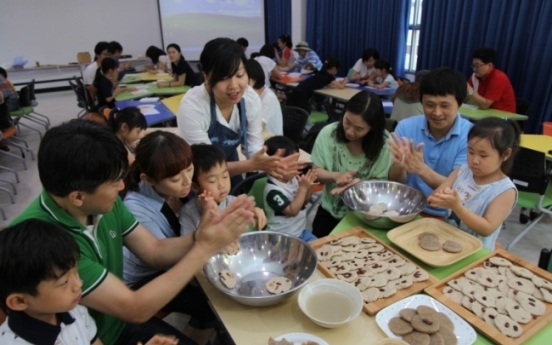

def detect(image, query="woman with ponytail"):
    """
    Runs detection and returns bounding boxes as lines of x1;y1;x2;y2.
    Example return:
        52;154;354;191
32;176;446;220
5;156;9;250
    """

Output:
368;59;399;90
108;106;147;164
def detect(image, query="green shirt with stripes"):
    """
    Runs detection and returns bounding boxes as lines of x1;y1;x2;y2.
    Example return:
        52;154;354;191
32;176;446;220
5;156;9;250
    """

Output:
12;190;139;345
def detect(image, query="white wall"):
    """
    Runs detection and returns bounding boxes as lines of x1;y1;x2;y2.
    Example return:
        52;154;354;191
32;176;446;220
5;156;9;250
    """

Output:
0;0;163;67
291;0;307;46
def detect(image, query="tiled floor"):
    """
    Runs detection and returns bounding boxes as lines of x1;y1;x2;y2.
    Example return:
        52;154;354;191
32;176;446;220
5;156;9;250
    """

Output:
1;90;551;267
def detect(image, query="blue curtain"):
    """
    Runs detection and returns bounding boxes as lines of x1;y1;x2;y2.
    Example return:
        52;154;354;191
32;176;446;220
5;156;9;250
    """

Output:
265;0;292;45
417;0;552;133
306;0;410;77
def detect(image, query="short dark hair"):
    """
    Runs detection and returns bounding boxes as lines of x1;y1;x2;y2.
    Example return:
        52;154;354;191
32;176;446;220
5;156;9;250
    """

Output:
94;41;110;56
38;120;128;197
191;144;227;183
100;57;117;73
0;219;80;314
473;47;497;65
419;68;467;106
123;131;193;196
200;38;247;89
145;46;166;64
320;57;340;74
167;43;181;53
0;67;7;79
362;48;380;62
468;117;521;173
246;59;265;89
108;106;147;134
374;59;391;71
278;34;293;48
237;37;249;48
264;136;298;157
109;41;123;54
335;91;386;161
259;44;275;59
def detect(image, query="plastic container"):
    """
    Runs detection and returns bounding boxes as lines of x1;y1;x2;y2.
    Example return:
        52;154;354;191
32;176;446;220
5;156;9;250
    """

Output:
543;122;552;136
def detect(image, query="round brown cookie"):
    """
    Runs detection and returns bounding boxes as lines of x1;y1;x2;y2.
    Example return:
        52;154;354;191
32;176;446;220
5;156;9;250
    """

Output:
497;266;509;276
428;333;444;345
400;262;417;276
402;331;431;345
329;244;342;253
361;287;380;303
505;300;532;324
505;268;519;281
328;238;343;245
336;271;358;283
507;288;519;300
360;237;376;244
418;232;438;241
461;296;475;310
477;270;500;288
316;245;333;261
489;257;513;267
219;270;237;289
495;296;513;315
417;305;438;317
384;267;402;281
515;291;546;316
367;244;385;253
471;300;487;319
437;326;457;345
461;282;483;297
494;314;523;338
386;255;407;267
329;262;351;274
435;312;454;331
378;285;397;298
510;265;534;279
465;267;486;281
540;287;552;303
342;244;360;252
420;235;441;251
368;274;388;288
340;236;361;246
483;307;499;327
483;260;500;272
352;277;371;291
349;258;365;269
340;251;357;261
362;254;380;264
411;314;440;334
376;250;394;260
409;269;430;282
532;286;544;301
354;249;369;258
354;266;375;277
532;275;552;291
400;308;418;322
391;276;414;290
325;257;342;267
507;277;535;294
388;316;414;336
447;277;470;291
442;286;464;304
498;277;510;294
369;261;389;273
474;290;497;308
442;240;463;253
266;277;292;294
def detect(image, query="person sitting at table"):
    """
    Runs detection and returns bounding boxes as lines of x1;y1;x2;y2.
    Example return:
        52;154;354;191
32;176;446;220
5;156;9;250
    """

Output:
108;106;147;165
428;117;520;250
254;44;283;87
11;119;256;345
93;58;130;109
349;48;380;85
109;40;132;81
311;91;402;237
83;41;111;85
294;58;347;99
388;68;473;217
390;69;429;122
274;34;296;71
177;37;301;187
144;45;172;75
0;68;19;111
247;59;283;135
278;41;323;73
157;43;200;88
368;59;399;90
467;47;516;113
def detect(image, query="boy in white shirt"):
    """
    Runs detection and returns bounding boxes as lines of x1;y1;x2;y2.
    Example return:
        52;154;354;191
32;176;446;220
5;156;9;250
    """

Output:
0;219;177;345
263;136;318;242
83;41;110;85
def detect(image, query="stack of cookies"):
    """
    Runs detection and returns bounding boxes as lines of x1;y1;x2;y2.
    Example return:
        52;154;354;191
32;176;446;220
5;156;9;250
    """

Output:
441;256;552;338
388;305;457;345
316;235;429;304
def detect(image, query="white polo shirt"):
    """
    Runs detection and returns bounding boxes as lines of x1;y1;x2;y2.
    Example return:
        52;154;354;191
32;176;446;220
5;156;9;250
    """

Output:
83;62;99;85
352;58;375;79
177;84;264;159
0;305;97;345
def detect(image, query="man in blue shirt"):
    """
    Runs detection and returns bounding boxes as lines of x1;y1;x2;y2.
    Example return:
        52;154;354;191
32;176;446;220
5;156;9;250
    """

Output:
389;68;473;216
294;41;323;71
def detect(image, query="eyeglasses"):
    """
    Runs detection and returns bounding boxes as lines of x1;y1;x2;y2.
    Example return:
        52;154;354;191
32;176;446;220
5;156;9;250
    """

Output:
471;63;488;70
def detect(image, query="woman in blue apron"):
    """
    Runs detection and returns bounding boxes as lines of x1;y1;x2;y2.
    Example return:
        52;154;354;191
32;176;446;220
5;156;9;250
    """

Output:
178;38;301;187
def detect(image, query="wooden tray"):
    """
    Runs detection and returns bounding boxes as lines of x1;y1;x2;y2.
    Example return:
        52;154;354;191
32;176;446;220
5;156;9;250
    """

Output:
425;248;552;345
387;218;483;267
310;227;437;315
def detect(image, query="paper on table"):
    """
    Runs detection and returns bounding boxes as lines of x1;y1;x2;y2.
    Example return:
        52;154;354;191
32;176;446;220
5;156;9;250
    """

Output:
130;90;148;95
461;103;479;110
139;97;160;102
141;108;160;116
382;99;393;107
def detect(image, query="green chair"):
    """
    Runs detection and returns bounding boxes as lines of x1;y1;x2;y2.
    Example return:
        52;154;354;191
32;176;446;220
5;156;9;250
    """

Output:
506;147;552;251
230;172;268;231
346;68;355;80
308;110;328;124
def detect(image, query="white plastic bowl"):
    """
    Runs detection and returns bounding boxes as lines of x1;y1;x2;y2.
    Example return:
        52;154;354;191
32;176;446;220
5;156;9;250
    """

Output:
298;279;363;328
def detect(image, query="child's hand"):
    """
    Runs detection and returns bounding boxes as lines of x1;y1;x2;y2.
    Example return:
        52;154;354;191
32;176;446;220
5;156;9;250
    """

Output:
139;334;178;345
298;169;318;190
253;207;267;230
428;189;461;210
198;190;217;212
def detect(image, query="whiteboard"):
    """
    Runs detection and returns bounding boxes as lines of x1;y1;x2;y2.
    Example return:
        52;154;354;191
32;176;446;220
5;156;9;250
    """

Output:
0;0;163;67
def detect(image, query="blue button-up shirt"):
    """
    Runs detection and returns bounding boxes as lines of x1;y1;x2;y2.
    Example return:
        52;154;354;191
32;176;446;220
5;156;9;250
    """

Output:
394;114;473;216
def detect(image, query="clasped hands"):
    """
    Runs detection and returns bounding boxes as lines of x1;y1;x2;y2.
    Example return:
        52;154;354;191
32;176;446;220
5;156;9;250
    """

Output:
387;133;425;174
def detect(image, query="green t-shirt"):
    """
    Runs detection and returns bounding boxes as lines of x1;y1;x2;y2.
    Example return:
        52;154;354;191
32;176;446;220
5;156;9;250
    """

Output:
311;122;393;219
12;191;138;345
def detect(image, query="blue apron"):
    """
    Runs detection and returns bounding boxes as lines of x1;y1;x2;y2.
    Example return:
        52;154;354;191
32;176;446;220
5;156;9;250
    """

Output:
207;95;248;186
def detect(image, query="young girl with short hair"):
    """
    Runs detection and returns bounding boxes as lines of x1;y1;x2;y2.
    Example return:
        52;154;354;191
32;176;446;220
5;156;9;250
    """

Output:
369;59;399;90
428;117;520;250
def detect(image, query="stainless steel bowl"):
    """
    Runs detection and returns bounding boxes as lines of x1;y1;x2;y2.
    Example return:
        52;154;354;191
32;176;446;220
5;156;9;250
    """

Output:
341;181;427;230
203;231;318;307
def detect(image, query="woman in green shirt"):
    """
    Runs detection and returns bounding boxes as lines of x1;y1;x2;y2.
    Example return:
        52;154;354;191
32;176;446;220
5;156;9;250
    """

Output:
311;91;403;237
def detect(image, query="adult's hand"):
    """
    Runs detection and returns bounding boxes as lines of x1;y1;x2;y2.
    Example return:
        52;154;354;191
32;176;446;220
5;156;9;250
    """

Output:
331;178;360;195
388;133;425;174
138;335;179;345
334;170;357;186
250;146;285;178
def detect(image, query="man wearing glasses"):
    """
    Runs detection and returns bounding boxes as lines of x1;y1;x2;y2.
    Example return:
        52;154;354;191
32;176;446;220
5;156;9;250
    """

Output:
83;41;112;85
467;47;516;112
